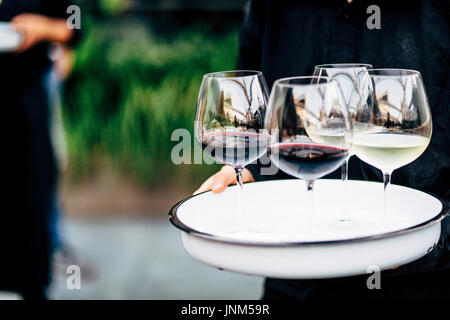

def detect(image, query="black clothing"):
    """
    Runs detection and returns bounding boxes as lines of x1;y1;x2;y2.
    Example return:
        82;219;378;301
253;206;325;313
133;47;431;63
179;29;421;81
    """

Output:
262;270;450;300
0;0;78;297
238;0;449;299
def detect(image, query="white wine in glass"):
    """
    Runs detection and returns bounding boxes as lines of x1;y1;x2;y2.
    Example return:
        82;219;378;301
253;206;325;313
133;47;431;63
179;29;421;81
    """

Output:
351;69;432;229
350;132;430;173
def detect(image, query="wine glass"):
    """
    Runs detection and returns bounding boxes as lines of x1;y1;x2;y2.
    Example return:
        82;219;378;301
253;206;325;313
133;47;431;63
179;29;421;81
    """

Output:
195;70;269;231
266;76;352;227
313;63;372;223
351;69;432;229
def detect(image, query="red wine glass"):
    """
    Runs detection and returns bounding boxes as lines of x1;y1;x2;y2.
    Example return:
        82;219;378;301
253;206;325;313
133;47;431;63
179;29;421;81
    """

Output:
195;70;270;230
266;76;352;226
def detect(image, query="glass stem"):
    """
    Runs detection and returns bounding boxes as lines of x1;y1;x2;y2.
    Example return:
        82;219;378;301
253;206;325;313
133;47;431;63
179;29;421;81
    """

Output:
382;171;392;230
235;167;245;230
341;158;349;182
339;158;351;222
306;180;315;227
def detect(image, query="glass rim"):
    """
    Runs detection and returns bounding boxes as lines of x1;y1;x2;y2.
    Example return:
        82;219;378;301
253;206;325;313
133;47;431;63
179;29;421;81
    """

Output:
364;68;422;77
314;63;373;69
203;70;263;78
273;76;336;88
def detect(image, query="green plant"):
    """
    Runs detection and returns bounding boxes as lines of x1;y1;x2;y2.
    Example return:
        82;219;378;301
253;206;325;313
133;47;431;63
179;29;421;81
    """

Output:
62;20;238;187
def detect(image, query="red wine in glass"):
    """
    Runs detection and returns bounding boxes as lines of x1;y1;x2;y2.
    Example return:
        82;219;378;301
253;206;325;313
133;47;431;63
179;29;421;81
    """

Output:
201;131;268;168
270;143;349;181
270;142;349;227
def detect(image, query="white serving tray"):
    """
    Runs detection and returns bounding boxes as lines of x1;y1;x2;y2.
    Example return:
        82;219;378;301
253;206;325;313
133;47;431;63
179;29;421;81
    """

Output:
169;179;448;279
0;22;22;53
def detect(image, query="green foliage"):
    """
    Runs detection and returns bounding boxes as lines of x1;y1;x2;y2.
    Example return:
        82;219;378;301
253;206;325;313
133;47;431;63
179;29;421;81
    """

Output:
63;20;238;186
98;0;129;15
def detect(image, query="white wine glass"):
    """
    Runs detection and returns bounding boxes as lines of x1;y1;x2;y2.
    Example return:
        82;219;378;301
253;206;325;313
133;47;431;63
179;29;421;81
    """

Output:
313;63;372;223
351;69;432;229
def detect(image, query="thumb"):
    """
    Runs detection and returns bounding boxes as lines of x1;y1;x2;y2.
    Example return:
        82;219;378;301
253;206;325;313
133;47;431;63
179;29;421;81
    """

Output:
211;166;236;193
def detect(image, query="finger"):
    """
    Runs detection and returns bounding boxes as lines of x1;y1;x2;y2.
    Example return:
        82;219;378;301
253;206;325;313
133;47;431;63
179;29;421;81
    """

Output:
15;34;32;53
11;22;28;52
193;176;214;195
11;20;25;31
211;166;236;193
11;17;23;25
11;14;33;23
15;37;29;53
11;17;30;30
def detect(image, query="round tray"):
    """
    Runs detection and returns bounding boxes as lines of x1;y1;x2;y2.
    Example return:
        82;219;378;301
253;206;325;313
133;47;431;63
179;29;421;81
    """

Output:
169;179;448;279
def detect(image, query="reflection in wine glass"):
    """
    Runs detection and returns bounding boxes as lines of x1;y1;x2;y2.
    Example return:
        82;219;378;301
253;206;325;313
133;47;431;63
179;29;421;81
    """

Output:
351;69;432;229
195;70;270;231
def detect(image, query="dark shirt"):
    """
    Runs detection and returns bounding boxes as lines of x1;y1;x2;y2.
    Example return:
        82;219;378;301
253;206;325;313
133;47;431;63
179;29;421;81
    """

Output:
238;0;449;299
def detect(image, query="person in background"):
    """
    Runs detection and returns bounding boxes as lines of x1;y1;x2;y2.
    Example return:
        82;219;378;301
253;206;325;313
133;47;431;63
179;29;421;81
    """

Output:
0;0;80;299
195;0;449;300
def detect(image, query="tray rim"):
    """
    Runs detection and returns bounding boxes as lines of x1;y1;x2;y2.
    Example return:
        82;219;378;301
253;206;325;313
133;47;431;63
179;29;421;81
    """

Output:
169;179;449;247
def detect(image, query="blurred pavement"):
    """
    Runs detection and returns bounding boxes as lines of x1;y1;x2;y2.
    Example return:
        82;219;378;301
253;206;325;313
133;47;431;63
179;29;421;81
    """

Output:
49;218;263;300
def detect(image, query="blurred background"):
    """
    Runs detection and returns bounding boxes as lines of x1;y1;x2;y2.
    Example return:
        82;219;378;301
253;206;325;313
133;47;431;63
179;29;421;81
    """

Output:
47;0;263;299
